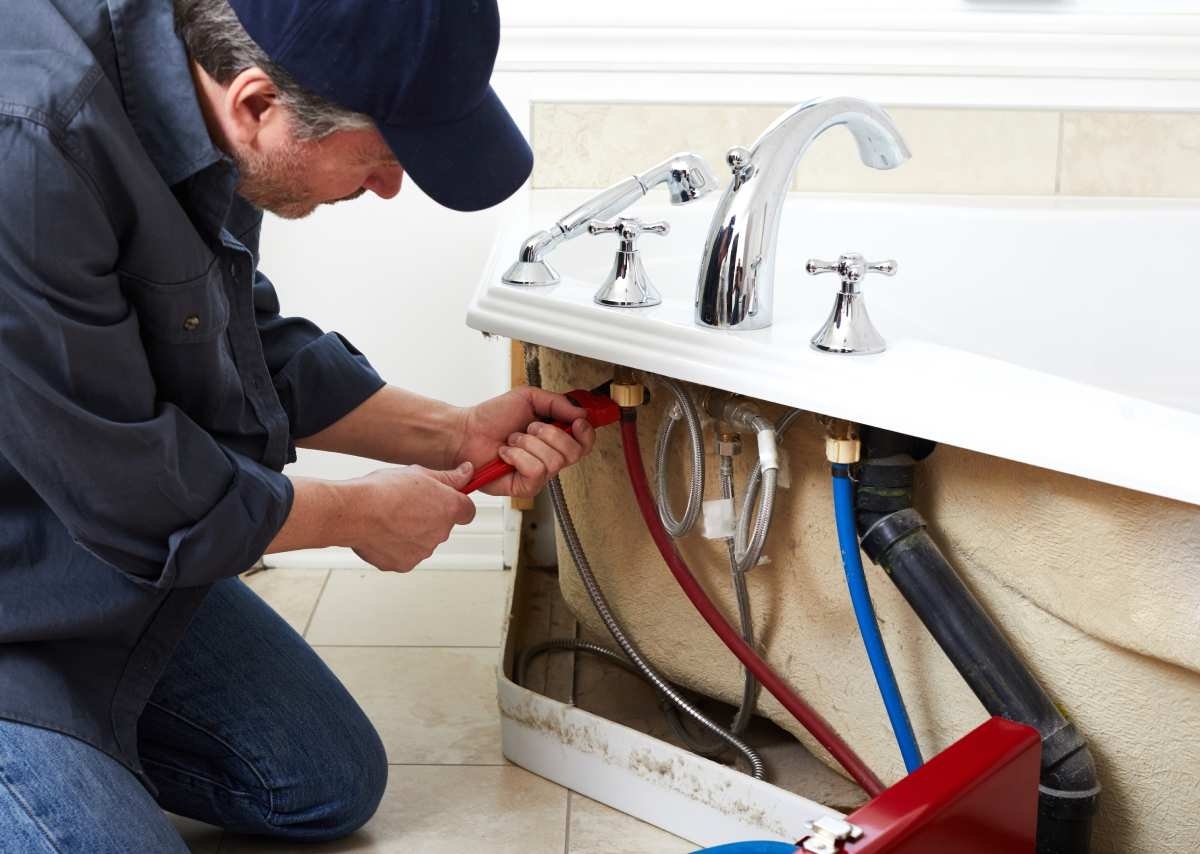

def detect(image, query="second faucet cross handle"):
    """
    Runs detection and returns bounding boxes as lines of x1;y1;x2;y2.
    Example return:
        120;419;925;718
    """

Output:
806;252;895;355
587;217;670;244
806;253;896;292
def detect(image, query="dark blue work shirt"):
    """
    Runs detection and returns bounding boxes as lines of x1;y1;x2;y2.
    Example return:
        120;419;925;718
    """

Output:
0;0;386;784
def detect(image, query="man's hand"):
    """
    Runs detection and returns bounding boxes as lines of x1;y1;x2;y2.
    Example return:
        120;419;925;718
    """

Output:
345;463;477;572
454;387;597;498
267;464;477;571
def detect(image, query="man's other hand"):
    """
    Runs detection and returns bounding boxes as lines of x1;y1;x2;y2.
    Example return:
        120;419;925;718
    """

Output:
347;463;477;572
455;387;597;498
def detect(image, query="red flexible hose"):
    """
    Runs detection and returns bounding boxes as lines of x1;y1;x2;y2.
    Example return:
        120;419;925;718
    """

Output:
620;415;887;797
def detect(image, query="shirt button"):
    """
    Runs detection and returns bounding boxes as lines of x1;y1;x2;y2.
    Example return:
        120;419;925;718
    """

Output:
182;314;201;332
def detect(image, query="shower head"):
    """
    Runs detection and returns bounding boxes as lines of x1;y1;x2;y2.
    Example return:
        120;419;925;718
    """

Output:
638;153;720;205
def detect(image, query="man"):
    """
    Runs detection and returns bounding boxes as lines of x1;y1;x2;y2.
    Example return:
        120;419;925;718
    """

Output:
0;0;593;850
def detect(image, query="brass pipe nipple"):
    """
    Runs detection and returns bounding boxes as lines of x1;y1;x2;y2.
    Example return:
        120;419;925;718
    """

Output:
819;416;862;464
610;365;646;408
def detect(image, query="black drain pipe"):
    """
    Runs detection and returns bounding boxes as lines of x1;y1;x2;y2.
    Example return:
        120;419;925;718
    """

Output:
854;427;1099;854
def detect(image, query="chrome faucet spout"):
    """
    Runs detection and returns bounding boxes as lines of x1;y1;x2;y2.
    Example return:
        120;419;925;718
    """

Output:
502;152;718;287
695;97;910;330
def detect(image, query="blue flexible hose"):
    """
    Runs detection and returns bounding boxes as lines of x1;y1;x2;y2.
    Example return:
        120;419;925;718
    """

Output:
690;843;798;854
832;464;924;773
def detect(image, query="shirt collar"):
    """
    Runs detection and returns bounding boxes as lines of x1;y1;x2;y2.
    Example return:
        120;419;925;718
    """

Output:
106;0;225;186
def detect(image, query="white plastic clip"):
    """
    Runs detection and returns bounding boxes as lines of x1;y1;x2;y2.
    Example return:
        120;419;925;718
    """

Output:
757;428;779;472
701;498;736;539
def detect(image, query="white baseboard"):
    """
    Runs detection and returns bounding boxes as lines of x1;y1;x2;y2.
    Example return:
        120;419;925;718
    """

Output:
265;495;511;571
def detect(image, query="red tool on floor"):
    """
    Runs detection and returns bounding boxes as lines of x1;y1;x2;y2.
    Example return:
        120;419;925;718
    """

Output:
459;385;623;494
831;717;1041;853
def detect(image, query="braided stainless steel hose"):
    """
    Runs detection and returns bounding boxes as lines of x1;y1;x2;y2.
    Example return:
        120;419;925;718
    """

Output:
652;377;705;537
719;454;761;736
735;408;805;571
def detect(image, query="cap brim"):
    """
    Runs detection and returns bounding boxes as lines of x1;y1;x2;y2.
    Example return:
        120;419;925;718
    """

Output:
381;87;532;212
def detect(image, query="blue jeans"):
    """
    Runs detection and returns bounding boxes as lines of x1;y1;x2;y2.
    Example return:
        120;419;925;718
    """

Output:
0;578;388;853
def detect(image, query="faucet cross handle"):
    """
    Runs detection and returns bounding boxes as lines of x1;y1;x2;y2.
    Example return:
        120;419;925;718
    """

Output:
587;218;669;309
806;253;896;292
807;251;894;355
588;217;670;244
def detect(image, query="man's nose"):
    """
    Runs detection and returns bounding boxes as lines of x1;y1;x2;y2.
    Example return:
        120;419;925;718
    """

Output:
363;164;405;199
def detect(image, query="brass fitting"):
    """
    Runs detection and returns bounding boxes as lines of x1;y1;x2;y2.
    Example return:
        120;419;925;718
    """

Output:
703;390;762;431
609;365;645;408
716;431;743;458
819;416;861;464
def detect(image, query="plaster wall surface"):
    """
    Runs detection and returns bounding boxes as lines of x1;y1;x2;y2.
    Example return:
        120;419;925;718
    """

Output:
540;349;1200;854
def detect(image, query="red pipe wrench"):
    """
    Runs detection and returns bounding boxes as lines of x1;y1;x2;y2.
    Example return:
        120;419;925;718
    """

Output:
459;386;623;494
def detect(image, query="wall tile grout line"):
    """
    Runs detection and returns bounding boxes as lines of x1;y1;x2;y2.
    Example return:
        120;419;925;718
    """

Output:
299;568;333;640
1054;110;1066;195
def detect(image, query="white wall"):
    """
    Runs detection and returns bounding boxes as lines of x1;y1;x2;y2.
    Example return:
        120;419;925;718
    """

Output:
258;170;516;568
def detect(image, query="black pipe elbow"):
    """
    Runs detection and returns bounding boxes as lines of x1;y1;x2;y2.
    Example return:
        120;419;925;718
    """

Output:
855;427;1099;854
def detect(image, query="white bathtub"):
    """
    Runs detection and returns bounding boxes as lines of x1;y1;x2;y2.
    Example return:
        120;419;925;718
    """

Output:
468;190;1200;508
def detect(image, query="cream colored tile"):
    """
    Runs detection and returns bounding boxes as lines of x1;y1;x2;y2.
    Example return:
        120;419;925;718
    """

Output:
568;794;695;854
793;107;1060;194
167;813;222;854
316;646;502;764
532;103;787;189
219;766;568;854
532;103;1060;196
1060;111;1200;197
242;568;330;634
305;569;511;646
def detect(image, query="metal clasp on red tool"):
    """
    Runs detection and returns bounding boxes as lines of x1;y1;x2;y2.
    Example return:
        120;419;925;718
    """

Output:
460;384;624;494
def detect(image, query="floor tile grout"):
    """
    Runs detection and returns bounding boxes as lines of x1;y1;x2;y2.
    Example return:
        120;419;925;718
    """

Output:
563;790;573;854
309;644;501;650
386;762;511;767
300;568;332;640
318;568;511;575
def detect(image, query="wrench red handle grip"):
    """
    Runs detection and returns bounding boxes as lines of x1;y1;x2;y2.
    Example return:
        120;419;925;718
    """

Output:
459;422;573;494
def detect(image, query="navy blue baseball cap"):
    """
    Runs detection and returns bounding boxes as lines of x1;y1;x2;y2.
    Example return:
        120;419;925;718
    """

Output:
227;0;532;211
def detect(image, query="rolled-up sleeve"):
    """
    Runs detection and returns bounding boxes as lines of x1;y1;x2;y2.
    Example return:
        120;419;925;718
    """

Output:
0;119;292;589
253;271;385;439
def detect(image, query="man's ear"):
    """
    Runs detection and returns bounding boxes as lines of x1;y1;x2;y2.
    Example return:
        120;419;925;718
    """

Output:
223;66;284;150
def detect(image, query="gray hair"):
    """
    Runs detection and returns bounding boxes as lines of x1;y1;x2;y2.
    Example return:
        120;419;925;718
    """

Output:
173;0;374;139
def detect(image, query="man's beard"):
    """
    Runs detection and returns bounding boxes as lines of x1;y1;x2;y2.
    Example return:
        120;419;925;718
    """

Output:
233;139;367;220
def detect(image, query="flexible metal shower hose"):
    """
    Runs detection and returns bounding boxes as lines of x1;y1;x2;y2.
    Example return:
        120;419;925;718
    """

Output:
547;476;766;778
516;637;636;687
515;637;728;759
523;347;764;778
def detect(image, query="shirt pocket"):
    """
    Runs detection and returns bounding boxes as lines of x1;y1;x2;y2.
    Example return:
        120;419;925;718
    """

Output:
117;262;243;431
118;261;231;344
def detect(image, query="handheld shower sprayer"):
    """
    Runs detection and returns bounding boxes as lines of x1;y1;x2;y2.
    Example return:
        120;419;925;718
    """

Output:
501;152;719;287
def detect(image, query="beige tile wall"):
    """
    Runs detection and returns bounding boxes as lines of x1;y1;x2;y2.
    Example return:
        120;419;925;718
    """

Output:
531;104;1200;198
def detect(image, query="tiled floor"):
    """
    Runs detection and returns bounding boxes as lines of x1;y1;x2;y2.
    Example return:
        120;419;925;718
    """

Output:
170;567;693;854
